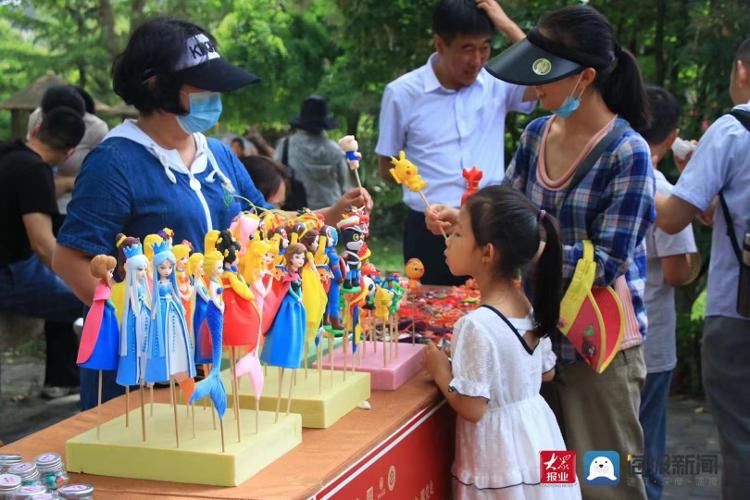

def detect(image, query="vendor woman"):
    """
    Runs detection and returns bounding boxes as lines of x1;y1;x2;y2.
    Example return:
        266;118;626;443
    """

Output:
53;17;371;408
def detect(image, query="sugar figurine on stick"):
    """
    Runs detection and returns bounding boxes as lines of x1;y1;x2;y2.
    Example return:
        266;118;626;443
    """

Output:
389;151;447;241
115;241;151;441
461;166;483;206
78;255;120;440
339;135;363;189
215;229;255;441
260;243;307;423
190;250;228;452
146;240;196;448
235;237;275;432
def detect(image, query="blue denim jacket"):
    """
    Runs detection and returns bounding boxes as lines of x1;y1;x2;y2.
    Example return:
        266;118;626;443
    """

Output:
58;132;269;256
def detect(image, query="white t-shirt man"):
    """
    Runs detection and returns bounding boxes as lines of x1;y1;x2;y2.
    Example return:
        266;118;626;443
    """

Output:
644;170;698;373
376;53;534;210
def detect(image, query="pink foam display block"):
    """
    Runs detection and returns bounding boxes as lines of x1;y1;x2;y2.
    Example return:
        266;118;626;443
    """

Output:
314;342;425;391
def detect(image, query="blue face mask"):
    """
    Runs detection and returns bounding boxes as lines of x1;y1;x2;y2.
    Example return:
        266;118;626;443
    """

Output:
176;92;222;134
552;74;585;118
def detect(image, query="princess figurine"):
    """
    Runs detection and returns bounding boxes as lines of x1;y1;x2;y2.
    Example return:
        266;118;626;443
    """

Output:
320;226;345;332
241;238;275;331
173;242;194;335
77;255;120;371
190;252;212;366
116;243;152;386
144;241;196;383
217;230;259;350
261;243;307;369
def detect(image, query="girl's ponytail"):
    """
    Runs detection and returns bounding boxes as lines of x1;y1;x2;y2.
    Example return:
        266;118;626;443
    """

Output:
531;212;563;339
601;47;650;133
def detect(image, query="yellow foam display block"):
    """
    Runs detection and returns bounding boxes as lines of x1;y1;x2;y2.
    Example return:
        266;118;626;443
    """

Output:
66;403;302;487
225;366;370;429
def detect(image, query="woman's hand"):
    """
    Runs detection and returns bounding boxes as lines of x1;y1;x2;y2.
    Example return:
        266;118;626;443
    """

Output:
324;187;373;226
425;204;458;236
424;342;451;382
475;0;524;42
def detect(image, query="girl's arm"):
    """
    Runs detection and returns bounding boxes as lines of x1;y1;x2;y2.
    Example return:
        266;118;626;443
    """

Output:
426;343;488;423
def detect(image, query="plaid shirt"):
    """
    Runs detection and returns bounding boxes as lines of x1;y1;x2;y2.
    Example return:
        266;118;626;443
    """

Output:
507;116;655;363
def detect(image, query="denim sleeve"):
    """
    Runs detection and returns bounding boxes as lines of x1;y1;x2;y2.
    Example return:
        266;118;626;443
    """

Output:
57;143;132;256
564;135;656;286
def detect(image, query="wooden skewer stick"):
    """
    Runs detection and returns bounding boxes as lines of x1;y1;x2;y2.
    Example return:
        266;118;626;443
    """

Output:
383;323;388;368
329;334;334;388
125;385;130;428
318;340;323;395
286;369;294;416
418;191;448;241
231;347;241;442
170;378;180;448
139;384;146;442
96;370;103;440
275;367;284;423
150;384;154;416
191;403;196;439
255;397;260;435
219;412;226;453
353;168;363;191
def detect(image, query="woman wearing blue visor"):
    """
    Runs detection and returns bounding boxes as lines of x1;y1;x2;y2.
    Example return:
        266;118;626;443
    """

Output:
53;17;371;409
428;5;654;499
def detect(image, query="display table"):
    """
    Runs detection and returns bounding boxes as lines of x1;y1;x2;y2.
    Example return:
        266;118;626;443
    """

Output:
0;371;454;499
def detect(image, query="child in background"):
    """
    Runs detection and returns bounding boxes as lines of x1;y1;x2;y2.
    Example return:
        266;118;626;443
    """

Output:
240;156;291;207
639;85;701;500
424;184;580;500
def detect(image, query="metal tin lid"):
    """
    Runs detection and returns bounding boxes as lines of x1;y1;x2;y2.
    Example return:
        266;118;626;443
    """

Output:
0;473;22;491
57;483;95;497
17;485;48;494
0;454;22;465
8;462;39;478
34;453;62;472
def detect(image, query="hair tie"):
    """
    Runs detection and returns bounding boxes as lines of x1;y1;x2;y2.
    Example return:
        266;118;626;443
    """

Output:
538;209;546;223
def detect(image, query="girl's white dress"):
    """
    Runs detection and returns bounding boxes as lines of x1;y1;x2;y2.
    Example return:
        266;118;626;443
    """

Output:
450;306;581;500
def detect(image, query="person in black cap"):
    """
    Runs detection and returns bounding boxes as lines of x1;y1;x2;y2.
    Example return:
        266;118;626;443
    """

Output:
428;5;653;499
274;96;352;210
52;17;371;409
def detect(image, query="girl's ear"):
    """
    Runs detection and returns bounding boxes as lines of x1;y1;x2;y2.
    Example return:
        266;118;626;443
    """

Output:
481;242;496;265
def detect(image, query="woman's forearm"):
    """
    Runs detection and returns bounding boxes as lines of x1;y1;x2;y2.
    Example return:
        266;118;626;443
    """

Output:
52;244;98;306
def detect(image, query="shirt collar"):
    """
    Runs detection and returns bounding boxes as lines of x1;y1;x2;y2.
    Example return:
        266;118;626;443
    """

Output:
105;119;209;176
423;53;487;94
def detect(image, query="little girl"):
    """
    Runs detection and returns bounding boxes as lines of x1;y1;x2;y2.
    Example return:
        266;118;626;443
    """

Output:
425;184;580;499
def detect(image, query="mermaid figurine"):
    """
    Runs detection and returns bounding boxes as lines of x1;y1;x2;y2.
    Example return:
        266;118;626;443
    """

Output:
189;252;212;366
190;250;227;418
116;242;152;386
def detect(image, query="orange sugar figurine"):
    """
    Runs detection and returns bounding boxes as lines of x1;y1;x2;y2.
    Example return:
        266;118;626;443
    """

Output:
405;258;425;291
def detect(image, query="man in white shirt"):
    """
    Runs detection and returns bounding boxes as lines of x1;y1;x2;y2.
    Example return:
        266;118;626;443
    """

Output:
656;39;750;499
376;0;534;285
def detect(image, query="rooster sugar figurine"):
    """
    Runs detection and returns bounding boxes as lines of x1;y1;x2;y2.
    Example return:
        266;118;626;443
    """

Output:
461;166;483;206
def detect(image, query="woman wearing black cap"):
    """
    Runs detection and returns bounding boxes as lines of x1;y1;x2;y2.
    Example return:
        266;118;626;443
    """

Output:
52;17;370;408
427;5;653;499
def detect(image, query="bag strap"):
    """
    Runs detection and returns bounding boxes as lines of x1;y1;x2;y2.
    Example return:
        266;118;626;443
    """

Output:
564;121;629;199
281;135;290;167
720;110;750;264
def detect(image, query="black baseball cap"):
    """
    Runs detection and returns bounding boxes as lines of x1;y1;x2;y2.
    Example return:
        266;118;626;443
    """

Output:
486;28;614;85
172;33;260;92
